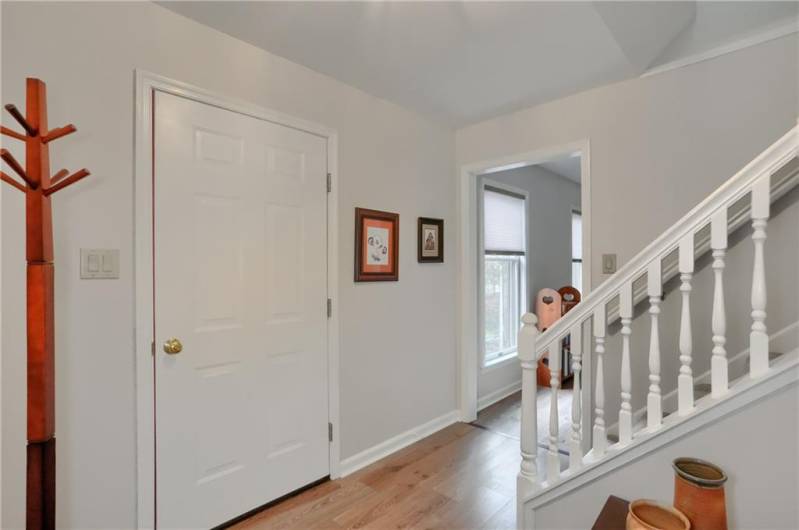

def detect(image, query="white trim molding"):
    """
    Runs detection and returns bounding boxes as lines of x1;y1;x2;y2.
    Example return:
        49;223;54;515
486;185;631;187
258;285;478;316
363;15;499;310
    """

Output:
133;70;340;529
458;140;592;423
338;411;461;477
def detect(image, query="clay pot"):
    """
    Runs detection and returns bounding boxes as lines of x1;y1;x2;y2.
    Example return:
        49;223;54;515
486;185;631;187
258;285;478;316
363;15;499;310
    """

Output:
672;457;728;530
626;499;691;530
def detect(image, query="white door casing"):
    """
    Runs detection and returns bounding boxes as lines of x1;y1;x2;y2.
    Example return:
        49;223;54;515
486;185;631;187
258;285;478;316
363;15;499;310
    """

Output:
153;91;329;528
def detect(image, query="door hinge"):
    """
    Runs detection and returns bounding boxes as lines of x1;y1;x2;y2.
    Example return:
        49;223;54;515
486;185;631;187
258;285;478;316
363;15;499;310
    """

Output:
328;422;333;442
327;298;332;318
151;341;155;357
326;172;332;193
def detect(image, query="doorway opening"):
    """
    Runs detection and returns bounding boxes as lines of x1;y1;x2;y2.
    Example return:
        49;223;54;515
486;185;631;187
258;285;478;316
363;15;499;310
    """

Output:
458;142;591;452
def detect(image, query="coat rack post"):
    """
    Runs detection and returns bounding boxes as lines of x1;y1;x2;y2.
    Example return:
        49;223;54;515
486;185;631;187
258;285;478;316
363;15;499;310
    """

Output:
2;77;90;530
26;77;56;530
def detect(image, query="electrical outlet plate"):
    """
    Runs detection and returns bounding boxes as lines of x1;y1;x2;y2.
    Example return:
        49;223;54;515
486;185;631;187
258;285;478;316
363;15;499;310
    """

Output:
602;253;617;274
80;249;119;279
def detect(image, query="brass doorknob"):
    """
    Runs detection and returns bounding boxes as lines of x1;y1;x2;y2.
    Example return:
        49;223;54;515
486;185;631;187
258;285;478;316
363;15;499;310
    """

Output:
163;338;183;355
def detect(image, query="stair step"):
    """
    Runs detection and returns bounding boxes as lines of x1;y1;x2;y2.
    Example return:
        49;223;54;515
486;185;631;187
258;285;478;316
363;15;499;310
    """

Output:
694;383;711;398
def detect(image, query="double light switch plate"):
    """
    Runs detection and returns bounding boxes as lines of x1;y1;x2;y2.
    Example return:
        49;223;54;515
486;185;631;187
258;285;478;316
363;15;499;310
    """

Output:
80;248;120;279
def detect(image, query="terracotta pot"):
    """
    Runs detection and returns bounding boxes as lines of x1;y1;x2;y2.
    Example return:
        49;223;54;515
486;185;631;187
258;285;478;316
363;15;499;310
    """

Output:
626;499;691;530
672;457;728;530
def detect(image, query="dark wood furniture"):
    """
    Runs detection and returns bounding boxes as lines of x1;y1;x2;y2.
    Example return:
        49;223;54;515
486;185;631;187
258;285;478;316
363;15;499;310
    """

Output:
1;78;90;530
592;495;630;530
536;285;581;387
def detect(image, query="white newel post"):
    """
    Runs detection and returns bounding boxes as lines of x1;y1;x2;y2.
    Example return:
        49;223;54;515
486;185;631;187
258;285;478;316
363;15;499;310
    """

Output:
750;175;770;378
569;321;583;471
678;234;695;415
547;341;561;482
711;208;729;397
647;259;663;430
591;305;607;458
517;313;539;518
619;282;633;446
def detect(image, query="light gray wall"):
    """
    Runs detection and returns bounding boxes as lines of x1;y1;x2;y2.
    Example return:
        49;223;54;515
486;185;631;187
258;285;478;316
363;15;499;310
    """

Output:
534;381;799;530
1;3;456;528
478;165;581;403
456;33;798;290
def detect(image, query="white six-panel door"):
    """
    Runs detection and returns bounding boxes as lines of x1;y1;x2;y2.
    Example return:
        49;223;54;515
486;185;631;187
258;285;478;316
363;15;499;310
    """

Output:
153;91;329;528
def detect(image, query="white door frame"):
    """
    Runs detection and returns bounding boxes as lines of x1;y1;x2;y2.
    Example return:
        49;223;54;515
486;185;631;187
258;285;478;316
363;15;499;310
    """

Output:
458;140;591;422
133;70;340;528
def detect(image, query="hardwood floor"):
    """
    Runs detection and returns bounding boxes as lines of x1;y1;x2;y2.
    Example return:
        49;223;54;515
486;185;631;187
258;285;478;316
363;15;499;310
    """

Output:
233;390;572;530
474;387;573;447
232;423;520;530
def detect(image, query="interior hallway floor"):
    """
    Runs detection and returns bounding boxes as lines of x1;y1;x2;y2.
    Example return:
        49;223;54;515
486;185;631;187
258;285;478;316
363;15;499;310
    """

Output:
473;385;573;450
233;388;572;530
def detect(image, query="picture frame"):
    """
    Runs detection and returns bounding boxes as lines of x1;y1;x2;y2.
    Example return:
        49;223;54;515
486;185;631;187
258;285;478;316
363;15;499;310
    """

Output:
354;207;400;282
417;217;444;263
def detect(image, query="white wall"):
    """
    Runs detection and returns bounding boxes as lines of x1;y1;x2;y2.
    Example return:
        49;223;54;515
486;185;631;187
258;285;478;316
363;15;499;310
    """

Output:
1;3;456;528
534;381;799;530
478;165;581;406
456;33;798;288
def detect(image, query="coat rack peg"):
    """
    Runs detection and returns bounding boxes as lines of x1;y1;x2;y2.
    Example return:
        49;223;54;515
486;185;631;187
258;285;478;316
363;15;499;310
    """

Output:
1;169;27;192
50;168;69;185
1;125;27;141
43;168;89;196
0;147;37;188
42;124;76;144
4;103;37;136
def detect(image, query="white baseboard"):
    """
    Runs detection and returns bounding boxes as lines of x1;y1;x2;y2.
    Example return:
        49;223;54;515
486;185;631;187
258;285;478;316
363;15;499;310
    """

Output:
478;380;522;412
339;410;460;477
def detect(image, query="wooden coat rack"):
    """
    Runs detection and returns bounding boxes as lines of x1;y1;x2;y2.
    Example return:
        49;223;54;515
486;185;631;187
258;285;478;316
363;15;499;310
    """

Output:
2;78;90;529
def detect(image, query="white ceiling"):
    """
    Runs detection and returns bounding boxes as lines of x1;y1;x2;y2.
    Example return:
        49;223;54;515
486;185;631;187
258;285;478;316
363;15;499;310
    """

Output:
538;156;582;184
159;1;798;126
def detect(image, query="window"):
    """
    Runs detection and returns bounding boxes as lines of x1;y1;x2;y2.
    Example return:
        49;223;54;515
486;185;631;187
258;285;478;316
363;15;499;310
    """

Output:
483;186;527;366
571;210;582;293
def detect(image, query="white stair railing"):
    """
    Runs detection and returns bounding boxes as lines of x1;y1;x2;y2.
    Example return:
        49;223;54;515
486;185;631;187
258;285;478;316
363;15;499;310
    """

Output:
517;125;798;507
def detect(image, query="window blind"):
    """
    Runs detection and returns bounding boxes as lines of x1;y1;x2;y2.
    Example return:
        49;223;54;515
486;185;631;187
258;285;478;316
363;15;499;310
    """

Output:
484;187;525;254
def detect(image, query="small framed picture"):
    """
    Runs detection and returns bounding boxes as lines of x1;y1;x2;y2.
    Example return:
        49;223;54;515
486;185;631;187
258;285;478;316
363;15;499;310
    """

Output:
355;208;400;282
418;217;444;263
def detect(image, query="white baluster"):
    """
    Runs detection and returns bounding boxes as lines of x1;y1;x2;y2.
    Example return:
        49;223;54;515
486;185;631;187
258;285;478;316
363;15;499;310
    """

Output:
547;341;561;482
619;282;633;446
711;209;728;397
517;313;539;503
750;175;770;378
678;234;694;415
647;259;663;430
591;305;607;458
569;321;583;471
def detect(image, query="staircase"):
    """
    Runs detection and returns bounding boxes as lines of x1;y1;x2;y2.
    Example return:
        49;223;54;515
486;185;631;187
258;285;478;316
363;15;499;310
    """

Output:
515;125;799;528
